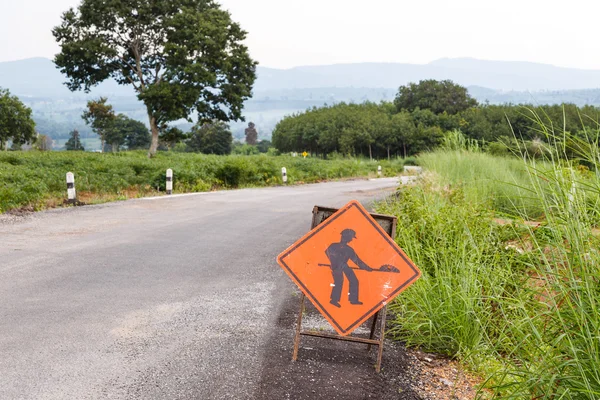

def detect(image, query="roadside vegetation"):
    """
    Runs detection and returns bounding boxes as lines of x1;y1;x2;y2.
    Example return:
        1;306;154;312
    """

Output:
0;151;403;213
378;121;600;398
272;80;600;160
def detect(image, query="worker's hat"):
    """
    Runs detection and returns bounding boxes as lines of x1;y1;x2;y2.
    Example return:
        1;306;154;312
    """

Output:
341;229;357;240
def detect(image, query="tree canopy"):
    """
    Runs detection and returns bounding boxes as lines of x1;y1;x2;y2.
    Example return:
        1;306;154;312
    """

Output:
53;0;257;156
82;98;115;153
187;121;232;155
159;127;188;151
65;129;85;151
115;115;151;151
0;89;36;150
82;98;151;151
272;102;444;158
271;80;600;158
394;80;478;114
122;118;151;150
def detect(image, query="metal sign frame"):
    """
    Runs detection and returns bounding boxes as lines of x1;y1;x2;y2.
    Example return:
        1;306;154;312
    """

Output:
291;205;398;372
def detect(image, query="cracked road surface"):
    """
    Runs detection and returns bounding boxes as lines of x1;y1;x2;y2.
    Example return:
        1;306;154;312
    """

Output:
0;178;413;399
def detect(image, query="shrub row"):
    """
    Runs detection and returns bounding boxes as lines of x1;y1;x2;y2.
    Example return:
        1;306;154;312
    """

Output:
0;151;404;212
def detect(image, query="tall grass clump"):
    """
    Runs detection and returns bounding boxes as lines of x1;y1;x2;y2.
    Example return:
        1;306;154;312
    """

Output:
421;133;549;219
487;110;600;398
378;181;531;364
379;112;600;398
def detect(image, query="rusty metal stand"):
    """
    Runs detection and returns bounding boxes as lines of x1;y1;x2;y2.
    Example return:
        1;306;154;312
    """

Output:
289;205;396;373
291;293;388;372
367;310;379;351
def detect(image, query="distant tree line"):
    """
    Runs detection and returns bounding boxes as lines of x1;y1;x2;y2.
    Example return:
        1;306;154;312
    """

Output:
78;97;271;155
272;79;600;158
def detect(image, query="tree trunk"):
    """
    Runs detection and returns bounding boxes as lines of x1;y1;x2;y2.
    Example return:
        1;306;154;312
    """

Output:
387;146;390;160
369;144;372;161
403;142;407;158
147;112;159;157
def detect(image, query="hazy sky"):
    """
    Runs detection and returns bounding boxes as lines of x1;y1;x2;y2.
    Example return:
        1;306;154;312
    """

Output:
1;0;599;69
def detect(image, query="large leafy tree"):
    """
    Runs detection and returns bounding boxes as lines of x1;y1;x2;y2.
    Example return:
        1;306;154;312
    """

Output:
394;80;478;115
119;117;151;150
0;89;36;150
53;0;257;157
187;121;232;155
104;115;130;151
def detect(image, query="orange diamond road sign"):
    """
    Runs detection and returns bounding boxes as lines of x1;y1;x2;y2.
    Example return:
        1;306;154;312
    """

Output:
277;200;421;336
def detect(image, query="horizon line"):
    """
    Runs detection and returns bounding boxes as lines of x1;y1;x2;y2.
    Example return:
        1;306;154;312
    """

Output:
2;56;600;72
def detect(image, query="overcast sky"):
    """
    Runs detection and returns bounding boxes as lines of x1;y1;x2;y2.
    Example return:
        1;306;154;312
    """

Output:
1;0;599;70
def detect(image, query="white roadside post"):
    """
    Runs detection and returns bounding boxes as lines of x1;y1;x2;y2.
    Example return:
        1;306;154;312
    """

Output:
377;165;382;177
66;172;76;204
166;169;173;195
282;167;288;184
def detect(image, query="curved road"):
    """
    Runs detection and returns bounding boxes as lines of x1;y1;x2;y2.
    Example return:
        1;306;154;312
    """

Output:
0;178;404;399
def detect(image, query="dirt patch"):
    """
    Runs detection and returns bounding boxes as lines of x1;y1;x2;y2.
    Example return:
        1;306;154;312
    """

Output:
76;188;158;204
38;188;162;211
0;205;36;224
401;350;487;400
255;288;483;399
4;205;35;216
493;218;542;228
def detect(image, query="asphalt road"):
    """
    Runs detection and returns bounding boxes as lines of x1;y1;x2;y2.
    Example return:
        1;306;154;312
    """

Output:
0;178;404;400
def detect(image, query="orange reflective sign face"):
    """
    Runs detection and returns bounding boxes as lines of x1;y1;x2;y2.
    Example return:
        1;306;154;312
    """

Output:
277;200;421;336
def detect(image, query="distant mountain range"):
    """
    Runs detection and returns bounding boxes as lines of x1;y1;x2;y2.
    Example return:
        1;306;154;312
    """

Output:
3;57;600;149
256;58;600;92
4;57;600;97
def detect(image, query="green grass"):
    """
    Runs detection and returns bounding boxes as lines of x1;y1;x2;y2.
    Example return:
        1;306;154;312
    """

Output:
418;150;548;219
0;151;404;213
378;143;600;398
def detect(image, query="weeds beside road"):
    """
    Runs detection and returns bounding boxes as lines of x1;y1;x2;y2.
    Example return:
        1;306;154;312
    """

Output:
379;141;600;398
0;151;404;213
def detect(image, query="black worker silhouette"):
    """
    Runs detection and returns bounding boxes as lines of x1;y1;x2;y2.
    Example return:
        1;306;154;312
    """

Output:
324;229;374;308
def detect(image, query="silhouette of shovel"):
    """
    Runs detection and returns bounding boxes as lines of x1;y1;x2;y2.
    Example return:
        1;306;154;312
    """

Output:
318;264;400;273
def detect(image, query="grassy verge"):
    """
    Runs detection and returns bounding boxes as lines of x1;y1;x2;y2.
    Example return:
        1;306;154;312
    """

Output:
378;145;600;398
418;151;548;219
0;151;403;213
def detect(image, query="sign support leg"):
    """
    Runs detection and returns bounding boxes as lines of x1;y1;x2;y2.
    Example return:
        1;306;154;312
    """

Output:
292;293;306;361
376;305;388;373
367;311;379;351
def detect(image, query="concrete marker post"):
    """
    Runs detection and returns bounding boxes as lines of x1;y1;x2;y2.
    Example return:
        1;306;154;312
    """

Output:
282;167;288;184
166;169;173;195
66;172;76;204
377;166;382;177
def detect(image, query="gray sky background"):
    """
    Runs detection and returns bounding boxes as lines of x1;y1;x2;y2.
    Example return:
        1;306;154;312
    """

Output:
1;0;598;69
